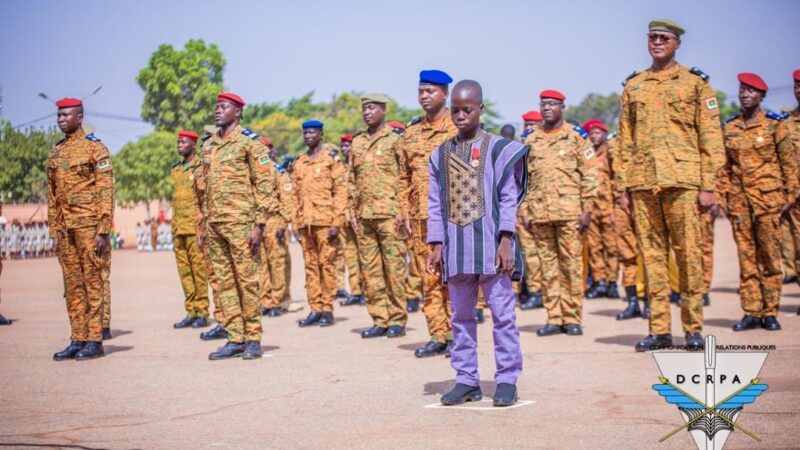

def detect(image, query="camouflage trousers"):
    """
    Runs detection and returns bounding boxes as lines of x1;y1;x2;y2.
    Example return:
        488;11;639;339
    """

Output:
341;225;364;296
101;243;112;328
201;240;224;324
586;211;618;282
699;210;715;294
411;219;451;343
259;229;291;309
57;227;106;342
514;216;542;294
631;188;703;335
207;222;262;343
406;243;423;301
782;204;800;279
615;207;639;287
299;226;339;312
355;218;408;328
174;234;209;318
532;221;583;325
730;211;782;317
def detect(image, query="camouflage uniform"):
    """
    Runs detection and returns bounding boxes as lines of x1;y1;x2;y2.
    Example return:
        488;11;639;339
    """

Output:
398;113;457;342
616;64;726;335
260;167;295;310
47;129;115;343
171;156;209;318
513;213;542;296
292;147;347;313
192;158;224;324
609;138;639;288
199;126;276;343
524;125;597;326
101;245;111;329
586;142;618;284
781;108;800;280
718;110;796;317
351;125;408;328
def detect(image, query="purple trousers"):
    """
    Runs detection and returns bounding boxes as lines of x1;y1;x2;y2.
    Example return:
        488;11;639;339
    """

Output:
447;273;522;387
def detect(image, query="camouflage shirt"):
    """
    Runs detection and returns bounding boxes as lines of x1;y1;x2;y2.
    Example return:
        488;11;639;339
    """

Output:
349;124;403;219
523;124;598;223
616;63;725;192
292;146;347;228
586;141;614;217
170;155;202;235
47;129;115;237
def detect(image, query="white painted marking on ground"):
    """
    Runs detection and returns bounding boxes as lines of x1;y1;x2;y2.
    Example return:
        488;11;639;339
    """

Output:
424;399;536;410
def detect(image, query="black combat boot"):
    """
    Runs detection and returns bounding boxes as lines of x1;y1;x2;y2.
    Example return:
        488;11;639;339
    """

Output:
209;342;245;360
635;334;672;352
616;286;641;320
406;297;421;312
641;297;651;319
585;281;608;299
75;342;105;360
441;383;482;405
53;341;84;361
606;282;620;299
200;325;227;340
414;341;447;358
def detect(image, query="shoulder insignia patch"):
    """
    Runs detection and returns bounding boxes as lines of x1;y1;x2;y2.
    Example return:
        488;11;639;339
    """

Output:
622;71;639;86
765;110;785;121
86;133;101;142
705;96;718;110
257;154;271;165
96;158;111;171
573;125;588;139
283;183;293;191
242;128;260;140
689;67;710;82
607;131;618;140
407;116;423;127
201;133;213;142
584;147;595;160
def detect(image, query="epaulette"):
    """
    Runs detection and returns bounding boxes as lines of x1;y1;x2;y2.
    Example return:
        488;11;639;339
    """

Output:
241;128;260;140
201;133;212;142
391;128;404;135
85;133;101;142
407;116;423;127
780;111;791;120
689;67;710;82
765;110;785;121
172;160;182;169
52;138;66;148
573;125;588;139
724;114;739;125
608;131;618;139
520;129;533;140
622;71;639;86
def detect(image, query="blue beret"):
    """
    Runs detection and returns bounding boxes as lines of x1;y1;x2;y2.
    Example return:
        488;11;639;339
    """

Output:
302;119;324;129
419;70;453;86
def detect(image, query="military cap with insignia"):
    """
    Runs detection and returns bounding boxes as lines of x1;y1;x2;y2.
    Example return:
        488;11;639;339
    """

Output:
361;93;391;105
648;19;685;37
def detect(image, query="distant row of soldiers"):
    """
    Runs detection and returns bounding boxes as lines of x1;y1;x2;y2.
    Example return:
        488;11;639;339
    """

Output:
0;221;55;259
135;220;173;252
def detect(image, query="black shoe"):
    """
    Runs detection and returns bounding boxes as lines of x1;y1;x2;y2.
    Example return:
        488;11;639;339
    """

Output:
415;341;447;358
192;317;209;328
75;342;105;360
102;327;113;340
782;275;797;284
53;341;84;361
585;281;608;299
493;383;518;407
340;294;363;306
642;297;651;319
669;291;681;305
475;309;485;324
520;291;543;310
259;306;269;316
0;313;12;325
564;324;583;336
441;383;482;405
702;293;710;306
173;316;195;329
635;334;672;352
209;342;245;360
733;315;760;332
242;341;262;359
359;296;367;305
407;298;420;312
335;289;349;299
616;297;642;320
761;316;781;331
200;325;227;340
298;312;322;327
361;326;388;338
267;307;283;317
386;325;406;338
537;324;564;337
530;292;543;308
444;340;453;358
685;332;704;351
319;312;335;327
607;282;620;299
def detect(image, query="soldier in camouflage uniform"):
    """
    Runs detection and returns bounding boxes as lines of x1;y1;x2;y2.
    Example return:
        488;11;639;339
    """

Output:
170;130;210;330
200;92;277;360
780;69;800;316
524;90;597;337
48;97;115;361
718;73;796;332
517;110;544;310
617;20;726;352
292;120;347;327
351;93;409;338
337;134;367;307
397;70;458;357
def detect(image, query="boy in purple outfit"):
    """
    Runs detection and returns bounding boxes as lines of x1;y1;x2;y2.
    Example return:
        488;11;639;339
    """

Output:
426;80;529;407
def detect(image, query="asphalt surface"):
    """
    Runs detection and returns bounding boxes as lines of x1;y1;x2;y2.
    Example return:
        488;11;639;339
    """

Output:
0;219;798;449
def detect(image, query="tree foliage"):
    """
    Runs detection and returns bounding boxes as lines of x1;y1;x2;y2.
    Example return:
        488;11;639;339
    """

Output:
136;39;225;132
716;90;739;123
0;122;60;203
564;93;621;130
113;131;177;206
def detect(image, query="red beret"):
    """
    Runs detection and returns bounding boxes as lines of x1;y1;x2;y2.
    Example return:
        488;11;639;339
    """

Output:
260;136;273;147
582;119;608;132
216;92;245;108
540;89;566;101
55;97;82;108
794;69;800;82
388;121;405;130
340;134;353;143
738;73;768;92
178;130;199;141
521;110;542;122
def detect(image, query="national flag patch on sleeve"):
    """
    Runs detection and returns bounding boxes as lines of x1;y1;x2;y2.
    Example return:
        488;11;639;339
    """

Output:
705;97;718;110
258;154;270;165
96;158;111;171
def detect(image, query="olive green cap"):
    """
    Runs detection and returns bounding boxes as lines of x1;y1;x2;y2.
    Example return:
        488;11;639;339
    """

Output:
361;93;391;105
648;19;685;37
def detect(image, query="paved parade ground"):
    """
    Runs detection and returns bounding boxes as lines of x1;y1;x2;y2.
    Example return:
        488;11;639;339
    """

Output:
1;219;798;449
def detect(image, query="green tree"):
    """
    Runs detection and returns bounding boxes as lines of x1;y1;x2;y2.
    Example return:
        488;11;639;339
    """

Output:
136;39;225;132
564;93;621;130
0;121;60;203
716;90;739;123
113;131;176;209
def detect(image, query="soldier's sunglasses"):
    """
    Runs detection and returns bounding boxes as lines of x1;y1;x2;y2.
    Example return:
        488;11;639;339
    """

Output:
648;33;676;43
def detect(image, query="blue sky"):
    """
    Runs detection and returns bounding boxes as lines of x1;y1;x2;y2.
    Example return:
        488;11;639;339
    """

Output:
2;0;799;151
